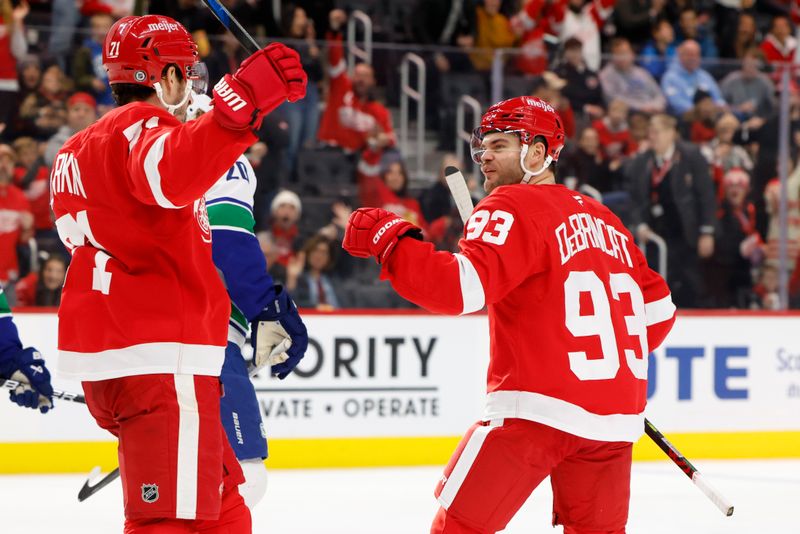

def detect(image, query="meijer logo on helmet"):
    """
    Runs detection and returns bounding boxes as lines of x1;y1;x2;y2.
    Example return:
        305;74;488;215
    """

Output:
524;97;555;113
373;218;403;244
147;21;180;32
214;79;248;112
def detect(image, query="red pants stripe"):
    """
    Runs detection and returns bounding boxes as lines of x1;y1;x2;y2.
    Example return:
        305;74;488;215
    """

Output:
83;374;249;530
432;419;632;533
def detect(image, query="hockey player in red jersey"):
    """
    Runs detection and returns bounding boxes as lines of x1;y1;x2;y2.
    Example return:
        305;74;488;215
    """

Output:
50;15;307;533
342;96;676;533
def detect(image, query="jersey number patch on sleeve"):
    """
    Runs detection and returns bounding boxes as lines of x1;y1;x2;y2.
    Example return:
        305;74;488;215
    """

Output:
465;209;514;245
55;211;113;295
564;271;648;381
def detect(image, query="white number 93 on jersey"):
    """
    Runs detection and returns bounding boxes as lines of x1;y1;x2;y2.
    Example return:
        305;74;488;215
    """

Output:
465;209;514;246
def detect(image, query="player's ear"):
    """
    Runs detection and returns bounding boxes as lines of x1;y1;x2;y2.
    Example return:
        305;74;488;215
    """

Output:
526;141;546;167
162;65;180;92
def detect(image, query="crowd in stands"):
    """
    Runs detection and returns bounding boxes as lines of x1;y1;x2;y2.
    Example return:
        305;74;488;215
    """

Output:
2;0;800;310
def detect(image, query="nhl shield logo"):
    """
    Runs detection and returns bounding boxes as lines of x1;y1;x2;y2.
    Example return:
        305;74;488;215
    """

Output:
141;483;159;503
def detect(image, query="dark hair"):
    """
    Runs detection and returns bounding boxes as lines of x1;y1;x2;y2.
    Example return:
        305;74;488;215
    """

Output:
110;63;184;106
610;37;631;50
36;254;67;307
381;160;410;197
563;37;583;51
40;254;67;273
302;235;336;272
771;15;791;30
280;3;302;37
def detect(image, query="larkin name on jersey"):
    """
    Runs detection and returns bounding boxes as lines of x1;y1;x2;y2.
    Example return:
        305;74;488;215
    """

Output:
51;102;256;381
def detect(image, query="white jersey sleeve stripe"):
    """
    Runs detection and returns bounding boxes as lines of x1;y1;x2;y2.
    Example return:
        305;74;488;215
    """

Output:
454;253;485;315
329;59;346;78
143;132;182;209
122;120;144;152
174;374;200;520
645;294;676;326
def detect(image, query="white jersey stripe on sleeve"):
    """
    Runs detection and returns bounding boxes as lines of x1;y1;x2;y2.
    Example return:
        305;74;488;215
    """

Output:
454;253;485;315
174;374;200;520
122;120;144;152
437;419;503;509
329;59;346;78
645;294;676;326
143;132;182;209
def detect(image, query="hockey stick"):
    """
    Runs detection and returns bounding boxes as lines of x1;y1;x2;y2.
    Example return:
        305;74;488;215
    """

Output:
77;466;119;502
200;0;261;55
443;166;735;517
0;377;86;404
77;358;274;501
644;419;734;516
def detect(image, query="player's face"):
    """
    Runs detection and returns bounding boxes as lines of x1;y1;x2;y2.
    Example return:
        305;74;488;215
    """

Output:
478;132;524;193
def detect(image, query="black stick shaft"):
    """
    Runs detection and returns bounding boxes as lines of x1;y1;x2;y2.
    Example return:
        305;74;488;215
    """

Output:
0;378;86;404
644;417;698;479
78;467;120;502
200;0;261;54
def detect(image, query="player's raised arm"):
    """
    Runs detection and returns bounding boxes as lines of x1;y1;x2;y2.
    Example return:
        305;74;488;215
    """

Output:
342;97;565;315
99;15;306;209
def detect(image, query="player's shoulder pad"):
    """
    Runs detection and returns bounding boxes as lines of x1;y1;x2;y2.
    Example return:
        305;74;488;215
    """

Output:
111;101;181;132
205;155;257;208
477;184;553;215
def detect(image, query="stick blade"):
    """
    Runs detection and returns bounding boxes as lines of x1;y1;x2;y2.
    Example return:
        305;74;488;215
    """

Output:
444;167;474;224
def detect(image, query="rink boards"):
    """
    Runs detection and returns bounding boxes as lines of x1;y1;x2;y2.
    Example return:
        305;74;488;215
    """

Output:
1;310;799;473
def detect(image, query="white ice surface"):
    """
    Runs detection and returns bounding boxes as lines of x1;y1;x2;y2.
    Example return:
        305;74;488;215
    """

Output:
1;460;797;533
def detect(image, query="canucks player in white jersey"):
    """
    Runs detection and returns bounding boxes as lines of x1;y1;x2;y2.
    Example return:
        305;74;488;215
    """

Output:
0;286;54;412
188;94;308;508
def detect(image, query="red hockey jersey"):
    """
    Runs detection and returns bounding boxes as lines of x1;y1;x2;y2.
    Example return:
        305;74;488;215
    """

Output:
51;102;256;381
382;184;676;442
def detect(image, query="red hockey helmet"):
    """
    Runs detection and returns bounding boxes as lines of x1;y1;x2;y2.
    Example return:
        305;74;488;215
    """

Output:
471;96;566;182
103;15;201;88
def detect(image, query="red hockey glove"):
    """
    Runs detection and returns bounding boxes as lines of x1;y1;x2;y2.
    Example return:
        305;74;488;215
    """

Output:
343;208;423;263
212;43;308;130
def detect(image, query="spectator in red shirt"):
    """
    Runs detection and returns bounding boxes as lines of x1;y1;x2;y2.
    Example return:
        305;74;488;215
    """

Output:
12;136;51;232
13;253;66;307
0;143;33;284
363;160;427;230
761;15;795;64
760;15;796;88
592;99;633;162
684;90;721;144
268;190;302;268
317;9;395;187
0;0;28;138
